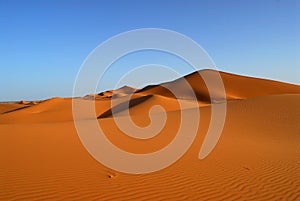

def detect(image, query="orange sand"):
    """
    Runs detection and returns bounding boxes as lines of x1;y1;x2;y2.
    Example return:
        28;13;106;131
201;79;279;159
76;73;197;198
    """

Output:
1;70;300;200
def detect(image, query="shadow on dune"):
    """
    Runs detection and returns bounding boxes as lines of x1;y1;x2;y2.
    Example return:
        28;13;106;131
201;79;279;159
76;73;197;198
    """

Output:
97;95;153;119
2;106;30;114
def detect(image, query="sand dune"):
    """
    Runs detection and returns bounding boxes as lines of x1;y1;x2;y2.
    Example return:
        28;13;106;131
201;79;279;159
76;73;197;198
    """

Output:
1;70;300;200
137;70;300;101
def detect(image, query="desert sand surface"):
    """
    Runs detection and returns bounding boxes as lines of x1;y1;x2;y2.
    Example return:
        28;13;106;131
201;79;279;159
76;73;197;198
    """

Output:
1;70;300;200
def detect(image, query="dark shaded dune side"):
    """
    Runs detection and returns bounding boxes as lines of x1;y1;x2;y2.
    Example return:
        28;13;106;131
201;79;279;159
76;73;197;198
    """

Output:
0;104;29;114
2;106;30;114
98;95;153;118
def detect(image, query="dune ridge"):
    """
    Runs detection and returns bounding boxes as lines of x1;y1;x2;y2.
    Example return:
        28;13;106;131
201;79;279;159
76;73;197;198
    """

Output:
136;69;300;101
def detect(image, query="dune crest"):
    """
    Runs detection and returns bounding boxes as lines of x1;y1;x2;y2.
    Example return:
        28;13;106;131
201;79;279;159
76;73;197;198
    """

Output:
137;69;300;101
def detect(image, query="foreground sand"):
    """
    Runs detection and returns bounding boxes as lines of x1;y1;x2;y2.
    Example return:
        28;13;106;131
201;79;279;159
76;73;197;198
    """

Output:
1;70;300;200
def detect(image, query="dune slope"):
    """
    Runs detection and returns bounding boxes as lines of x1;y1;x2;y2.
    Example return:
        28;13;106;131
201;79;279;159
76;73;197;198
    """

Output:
0;70;300;200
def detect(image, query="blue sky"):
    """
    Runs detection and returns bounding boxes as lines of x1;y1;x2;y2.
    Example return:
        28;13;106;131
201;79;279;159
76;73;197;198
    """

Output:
0;0;299;101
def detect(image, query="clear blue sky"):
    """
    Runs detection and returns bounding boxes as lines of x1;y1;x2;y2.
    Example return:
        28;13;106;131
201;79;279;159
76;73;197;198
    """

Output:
0;0;299;101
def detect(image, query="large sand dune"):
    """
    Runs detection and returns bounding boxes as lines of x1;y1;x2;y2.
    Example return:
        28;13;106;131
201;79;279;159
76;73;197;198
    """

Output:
1;70;300;200
137;70;300;101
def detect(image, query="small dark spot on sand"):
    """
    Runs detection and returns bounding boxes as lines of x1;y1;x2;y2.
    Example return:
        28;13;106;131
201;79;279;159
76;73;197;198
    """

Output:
107;172;117;178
